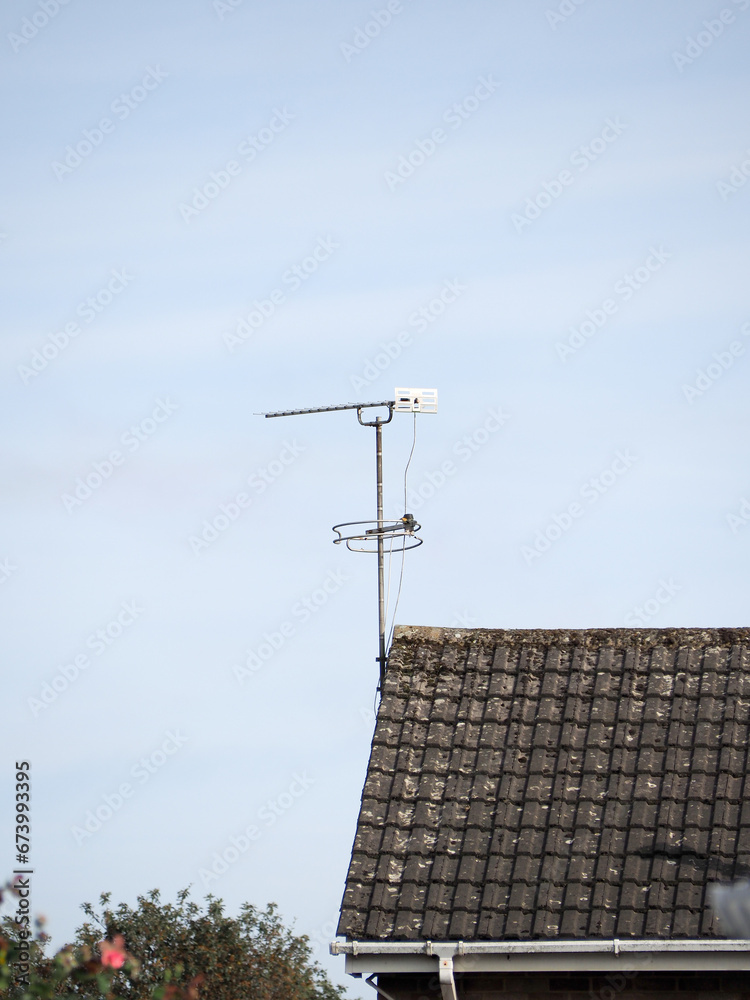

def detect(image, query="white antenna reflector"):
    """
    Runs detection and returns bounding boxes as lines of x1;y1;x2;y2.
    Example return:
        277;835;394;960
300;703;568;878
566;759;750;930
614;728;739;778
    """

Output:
394;388;438;413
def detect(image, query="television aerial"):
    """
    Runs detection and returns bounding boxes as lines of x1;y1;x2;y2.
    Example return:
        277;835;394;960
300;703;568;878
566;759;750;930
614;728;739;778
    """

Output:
261;388;437;691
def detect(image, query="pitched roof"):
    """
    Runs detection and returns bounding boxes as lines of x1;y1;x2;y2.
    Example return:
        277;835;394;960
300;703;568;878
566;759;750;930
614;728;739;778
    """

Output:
338;626;750;942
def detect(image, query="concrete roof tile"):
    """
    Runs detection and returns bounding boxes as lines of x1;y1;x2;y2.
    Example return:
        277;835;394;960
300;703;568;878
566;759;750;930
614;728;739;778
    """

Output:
338;627;750;941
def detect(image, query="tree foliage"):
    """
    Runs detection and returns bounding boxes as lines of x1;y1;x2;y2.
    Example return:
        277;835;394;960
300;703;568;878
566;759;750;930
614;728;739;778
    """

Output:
1;882;347;1000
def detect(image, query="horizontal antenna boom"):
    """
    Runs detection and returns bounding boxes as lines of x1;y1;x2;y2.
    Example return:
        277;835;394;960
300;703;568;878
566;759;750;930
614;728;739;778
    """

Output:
263;401;394;418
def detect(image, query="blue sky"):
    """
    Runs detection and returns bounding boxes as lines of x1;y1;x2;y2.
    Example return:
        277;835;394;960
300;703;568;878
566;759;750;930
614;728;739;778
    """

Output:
2;1;750;995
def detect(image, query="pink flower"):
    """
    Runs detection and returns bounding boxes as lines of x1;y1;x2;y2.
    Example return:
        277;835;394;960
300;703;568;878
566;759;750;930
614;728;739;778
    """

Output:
99;934;127;969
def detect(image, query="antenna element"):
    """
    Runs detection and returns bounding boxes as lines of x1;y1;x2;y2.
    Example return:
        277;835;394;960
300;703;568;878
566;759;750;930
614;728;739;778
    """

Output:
261;389;437;693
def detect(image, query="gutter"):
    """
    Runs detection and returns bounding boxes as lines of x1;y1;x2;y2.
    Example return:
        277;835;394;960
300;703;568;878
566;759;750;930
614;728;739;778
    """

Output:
331;938;750;990
331;938;750;956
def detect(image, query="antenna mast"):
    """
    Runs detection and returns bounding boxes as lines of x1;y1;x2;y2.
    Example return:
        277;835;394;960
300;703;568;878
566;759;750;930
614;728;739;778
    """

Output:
262;388;437;691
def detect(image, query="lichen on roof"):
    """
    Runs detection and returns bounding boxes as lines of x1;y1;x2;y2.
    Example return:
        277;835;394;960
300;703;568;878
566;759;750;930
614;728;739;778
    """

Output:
339;625;750;942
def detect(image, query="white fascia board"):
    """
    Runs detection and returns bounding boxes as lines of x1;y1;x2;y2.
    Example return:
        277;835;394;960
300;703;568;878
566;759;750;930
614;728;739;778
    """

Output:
331;939;750;975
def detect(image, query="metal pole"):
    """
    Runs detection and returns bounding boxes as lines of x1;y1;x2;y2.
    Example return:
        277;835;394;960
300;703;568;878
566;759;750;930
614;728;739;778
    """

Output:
376;419;386;690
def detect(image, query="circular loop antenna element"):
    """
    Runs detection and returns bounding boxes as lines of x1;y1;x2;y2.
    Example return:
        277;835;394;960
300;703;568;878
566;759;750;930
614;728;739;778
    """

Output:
332;515;423;553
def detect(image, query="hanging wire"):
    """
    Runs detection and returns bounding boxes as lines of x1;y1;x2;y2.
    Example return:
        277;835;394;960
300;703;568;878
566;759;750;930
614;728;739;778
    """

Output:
403;411;417;513
386;412;418;651
383;531;396;626
386;546;407;653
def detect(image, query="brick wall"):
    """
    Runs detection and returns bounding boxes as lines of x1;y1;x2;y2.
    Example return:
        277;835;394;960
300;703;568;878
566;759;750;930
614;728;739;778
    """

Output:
376;969;750;1000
